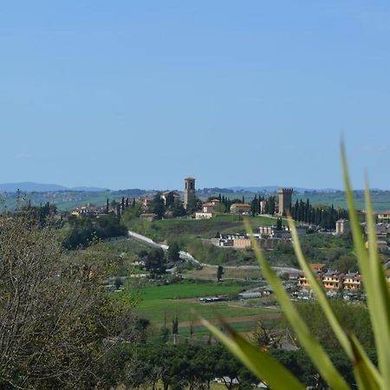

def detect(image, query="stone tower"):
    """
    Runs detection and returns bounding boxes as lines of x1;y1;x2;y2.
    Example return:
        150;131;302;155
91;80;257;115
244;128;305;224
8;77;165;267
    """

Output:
184;177;196;209
278;188;293;216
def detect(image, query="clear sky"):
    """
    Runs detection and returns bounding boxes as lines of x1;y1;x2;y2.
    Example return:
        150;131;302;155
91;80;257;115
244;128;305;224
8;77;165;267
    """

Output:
0;1;389;190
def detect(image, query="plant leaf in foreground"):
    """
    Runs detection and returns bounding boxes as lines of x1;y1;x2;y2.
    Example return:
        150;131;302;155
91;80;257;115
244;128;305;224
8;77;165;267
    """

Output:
200;317;305;390
244;219;350;390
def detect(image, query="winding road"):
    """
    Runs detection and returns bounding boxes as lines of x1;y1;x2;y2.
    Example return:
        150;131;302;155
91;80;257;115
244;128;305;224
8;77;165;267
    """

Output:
128;230;300;275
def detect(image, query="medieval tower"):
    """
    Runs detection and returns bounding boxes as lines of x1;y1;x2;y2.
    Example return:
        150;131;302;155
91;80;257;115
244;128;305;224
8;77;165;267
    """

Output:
184;177;196;209
278;188;293;216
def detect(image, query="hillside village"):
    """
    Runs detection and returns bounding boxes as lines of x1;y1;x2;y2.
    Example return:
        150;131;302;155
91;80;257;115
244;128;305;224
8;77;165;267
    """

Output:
65;177;390;300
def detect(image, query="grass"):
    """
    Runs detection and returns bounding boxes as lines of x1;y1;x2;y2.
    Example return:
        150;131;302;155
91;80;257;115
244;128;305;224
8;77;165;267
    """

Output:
138;299;267;325
138;280;246;300
116;280;279;334
185;265;262;281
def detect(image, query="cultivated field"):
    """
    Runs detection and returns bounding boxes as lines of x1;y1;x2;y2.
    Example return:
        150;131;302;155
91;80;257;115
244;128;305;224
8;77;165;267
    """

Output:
119;280;281;337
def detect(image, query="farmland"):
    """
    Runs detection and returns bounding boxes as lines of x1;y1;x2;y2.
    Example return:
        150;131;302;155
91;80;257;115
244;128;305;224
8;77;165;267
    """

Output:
117;280;280;337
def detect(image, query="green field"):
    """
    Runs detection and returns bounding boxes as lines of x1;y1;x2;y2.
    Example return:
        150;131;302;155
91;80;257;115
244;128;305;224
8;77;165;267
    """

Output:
118;280;280;335
139;281;245;301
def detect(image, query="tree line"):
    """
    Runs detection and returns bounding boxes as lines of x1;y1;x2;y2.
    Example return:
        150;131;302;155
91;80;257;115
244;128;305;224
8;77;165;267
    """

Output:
248;194;348;229
98;340;372;389
291;199;348;230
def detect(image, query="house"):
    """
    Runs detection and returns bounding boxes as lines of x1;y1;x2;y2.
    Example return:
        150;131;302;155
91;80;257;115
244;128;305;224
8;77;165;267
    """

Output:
142;197;153;209
202;202;217;214
212;233;252;248
336;219;350;235
233;238;252;249
161;191;181;206
343;273;362;290
195;212;213;220
230;203;251;215
258;225;291;240
298;273;310;289
258;226;274;237
364;222;390;240
71;204;100;217
377;211;390;222
322;270;344;290
298;268;323;289
298;267;364;292
208;198;221;206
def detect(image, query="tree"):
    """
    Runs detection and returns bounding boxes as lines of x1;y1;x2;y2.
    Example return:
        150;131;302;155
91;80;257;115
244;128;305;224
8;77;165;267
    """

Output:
186;196;202;215
0;215;136;388
217;265;224;282
151;193;165;219
121;202;142;225
276;217;283;230
251;195;259;216
144;248;166;276
165;192;176;208
172;316;179;345
167;241;181;263
335;254;358;273
171;199;186;217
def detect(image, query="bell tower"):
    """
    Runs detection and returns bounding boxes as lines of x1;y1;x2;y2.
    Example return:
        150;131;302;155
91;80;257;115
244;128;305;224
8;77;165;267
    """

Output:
278;188;293;216
184;177;196;209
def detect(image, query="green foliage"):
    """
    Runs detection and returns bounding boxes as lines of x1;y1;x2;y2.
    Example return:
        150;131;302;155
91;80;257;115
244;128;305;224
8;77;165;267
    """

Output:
171;198;186;217
144;248;166;276
121;201;142;224
0;215;138;389
99;342;258;389
296;302;374;350
291;199;348;230
335;254;359;273
217;265;224;281
167;241;181;263
63;214;127;249
150;192;165;219
186;196;203;214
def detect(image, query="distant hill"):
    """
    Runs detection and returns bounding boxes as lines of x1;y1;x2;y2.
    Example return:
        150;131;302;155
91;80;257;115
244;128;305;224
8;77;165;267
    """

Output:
0;182;107;193
71;186;109;192
226;186;340;193
0;182;67;193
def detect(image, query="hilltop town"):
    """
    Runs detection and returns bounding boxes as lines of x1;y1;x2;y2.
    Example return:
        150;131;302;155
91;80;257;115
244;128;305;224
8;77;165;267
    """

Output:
14;176;387;303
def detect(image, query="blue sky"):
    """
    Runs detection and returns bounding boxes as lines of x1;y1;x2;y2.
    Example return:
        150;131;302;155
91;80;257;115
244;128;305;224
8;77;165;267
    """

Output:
0;1;389;190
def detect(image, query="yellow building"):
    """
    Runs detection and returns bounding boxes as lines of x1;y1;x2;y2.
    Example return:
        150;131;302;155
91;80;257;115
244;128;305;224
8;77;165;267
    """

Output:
322;271;344;290
343;273;362;290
